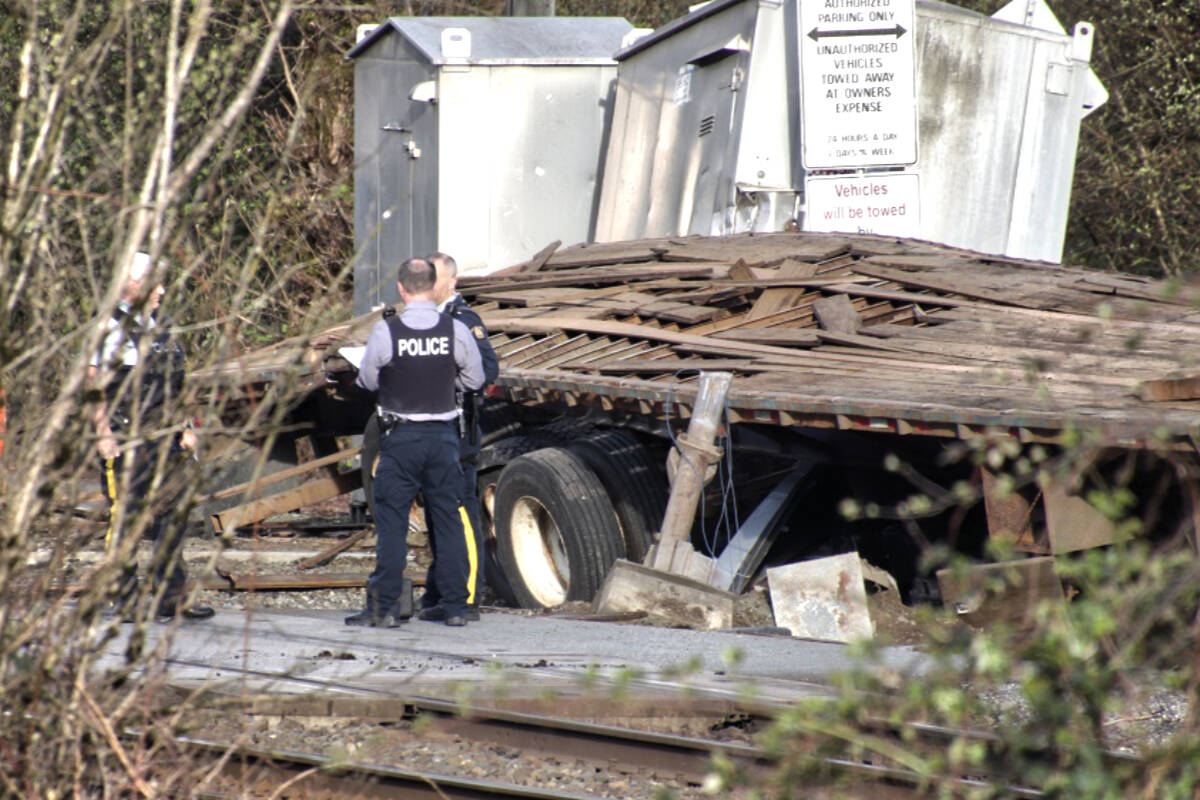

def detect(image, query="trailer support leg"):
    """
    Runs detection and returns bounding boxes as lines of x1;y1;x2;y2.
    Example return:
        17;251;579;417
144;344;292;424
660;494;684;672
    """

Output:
648;371;734;580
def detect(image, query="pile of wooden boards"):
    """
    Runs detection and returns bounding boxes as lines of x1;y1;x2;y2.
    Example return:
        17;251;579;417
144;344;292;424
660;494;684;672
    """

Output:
202;232;1200;448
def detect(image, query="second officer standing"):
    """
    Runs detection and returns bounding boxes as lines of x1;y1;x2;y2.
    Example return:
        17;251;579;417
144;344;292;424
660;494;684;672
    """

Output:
347;258;485;628
418;251;499;622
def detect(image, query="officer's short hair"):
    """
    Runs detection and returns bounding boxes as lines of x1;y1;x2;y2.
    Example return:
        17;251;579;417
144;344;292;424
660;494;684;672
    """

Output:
398;258;436;293
429;251;458;277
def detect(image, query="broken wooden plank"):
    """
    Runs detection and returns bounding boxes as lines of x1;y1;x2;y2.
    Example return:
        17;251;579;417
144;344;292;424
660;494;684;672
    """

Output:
812;294;861;333
1139;374;1200;402
211;471;362;534
857;322;914;338
746;288;809;322
474;286;595;307
814;330;930;354
496;239;561;275
573;358;789;374
467;264;723;294
1074;274;1197;305
739;257;816;321
709;328;820;347
542;239;674;269
658;233;852;264
488;316;819;363
205;446;362;502
296;528;370;570
651;304;729;325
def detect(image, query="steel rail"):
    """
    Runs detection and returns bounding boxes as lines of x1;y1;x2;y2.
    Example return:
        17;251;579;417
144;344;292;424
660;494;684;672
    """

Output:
180;736;605;800
164;656;1054;797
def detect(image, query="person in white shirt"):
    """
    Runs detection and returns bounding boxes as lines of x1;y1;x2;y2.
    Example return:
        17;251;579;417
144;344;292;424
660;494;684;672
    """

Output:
88;251;213;622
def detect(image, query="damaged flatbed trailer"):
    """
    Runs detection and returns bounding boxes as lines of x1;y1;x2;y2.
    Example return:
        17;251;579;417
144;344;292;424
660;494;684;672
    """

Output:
197;230;1200;623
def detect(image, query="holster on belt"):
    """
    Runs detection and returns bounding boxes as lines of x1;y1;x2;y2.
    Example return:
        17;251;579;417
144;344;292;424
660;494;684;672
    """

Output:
461;391;481;447
378;407;400;435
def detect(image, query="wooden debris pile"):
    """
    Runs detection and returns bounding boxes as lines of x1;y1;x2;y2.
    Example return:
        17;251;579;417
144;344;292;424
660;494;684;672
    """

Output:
204;232;1200;447
459;233;1200;446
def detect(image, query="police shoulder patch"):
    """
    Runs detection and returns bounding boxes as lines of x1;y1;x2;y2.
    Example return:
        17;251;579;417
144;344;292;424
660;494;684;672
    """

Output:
472;325;486;339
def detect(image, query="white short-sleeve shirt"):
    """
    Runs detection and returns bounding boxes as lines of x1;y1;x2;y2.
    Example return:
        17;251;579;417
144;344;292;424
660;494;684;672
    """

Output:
91;301;159;368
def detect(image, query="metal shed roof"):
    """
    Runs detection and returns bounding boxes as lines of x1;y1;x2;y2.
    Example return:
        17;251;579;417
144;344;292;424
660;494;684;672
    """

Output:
347;16;633;65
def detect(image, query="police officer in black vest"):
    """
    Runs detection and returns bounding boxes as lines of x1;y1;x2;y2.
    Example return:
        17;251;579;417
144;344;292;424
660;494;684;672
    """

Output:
88;251;214;622
417;252;499;622
346;258;485;628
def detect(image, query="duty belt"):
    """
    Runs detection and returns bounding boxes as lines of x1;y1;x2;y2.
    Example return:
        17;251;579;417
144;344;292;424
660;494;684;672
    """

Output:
377;408;457;432
378;409;412;431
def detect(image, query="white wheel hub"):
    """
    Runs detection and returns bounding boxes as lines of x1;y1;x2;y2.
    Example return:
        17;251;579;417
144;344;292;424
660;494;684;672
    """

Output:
508;494;568;607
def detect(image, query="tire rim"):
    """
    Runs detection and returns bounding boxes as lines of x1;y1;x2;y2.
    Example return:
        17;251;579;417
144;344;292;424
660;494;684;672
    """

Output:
481;481;498;541
509;494;568;607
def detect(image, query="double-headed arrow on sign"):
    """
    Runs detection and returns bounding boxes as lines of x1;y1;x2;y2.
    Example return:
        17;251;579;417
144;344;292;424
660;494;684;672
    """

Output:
807;24;907;41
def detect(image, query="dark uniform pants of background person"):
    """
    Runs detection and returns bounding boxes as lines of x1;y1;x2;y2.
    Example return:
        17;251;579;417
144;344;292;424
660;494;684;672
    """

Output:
421;447;483;612
371;420;477;619
101;444;187;614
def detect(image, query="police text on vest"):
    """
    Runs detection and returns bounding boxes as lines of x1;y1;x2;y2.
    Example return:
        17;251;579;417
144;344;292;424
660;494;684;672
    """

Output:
396;336;451;357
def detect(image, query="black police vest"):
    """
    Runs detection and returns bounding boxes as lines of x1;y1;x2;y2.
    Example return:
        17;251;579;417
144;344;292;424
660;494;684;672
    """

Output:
107;309;185;423
378;313;457;415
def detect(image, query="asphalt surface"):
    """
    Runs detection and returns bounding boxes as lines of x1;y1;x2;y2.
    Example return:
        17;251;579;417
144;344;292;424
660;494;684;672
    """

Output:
96;607;927;706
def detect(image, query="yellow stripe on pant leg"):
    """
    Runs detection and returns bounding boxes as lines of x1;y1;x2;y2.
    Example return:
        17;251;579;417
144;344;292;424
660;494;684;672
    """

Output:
104;458;120;550
459;506;478;606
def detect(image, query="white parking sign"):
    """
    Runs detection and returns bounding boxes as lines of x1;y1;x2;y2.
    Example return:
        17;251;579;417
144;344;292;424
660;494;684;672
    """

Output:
800;0;918;169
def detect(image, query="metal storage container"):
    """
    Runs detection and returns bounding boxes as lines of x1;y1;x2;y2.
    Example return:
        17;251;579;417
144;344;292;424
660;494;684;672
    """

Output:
348;16;632;313
594;0;1106;263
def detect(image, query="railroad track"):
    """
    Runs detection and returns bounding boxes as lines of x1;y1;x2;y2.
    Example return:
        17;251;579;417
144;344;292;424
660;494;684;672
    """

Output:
187;735;611;800
172;709;1048;800
157;655;1130;798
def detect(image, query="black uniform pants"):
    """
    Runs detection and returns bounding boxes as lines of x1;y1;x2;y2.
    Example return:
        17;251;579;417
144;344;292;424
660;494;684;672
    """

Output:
101;445;188;612
422;452;482;609
370;421;475;617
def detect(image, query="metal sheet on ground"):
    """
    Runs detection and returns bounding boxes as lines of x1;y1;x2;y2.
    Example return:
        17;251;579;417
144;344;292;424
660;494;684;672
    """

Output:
768;553;874;643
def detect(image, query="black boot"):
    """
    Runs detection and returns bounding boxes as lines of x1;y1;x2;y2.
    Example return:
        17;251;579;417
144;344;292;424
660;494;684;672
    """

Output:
345;590;384;626
344;607;380;626
396;578;414;619
156;604;214;623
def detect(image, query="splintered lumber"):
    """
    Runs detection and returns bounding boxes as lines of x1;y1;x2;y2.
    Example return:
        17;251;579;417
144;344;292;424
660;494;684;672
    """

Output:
490;239;561;275
1139;374;1200;402
205;446;362;502
709;328;820;347
296;529;369;570
211;471;362;534
812;294;861;333
209;232;1200;450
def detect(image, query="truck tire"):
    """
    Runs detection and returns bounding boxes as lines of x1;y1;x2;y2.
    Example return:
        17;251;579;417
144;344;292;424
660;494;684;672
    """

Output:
478;399;524;446
477;466;519;606
567;430;668;562
477;434;552;473
494;447;626;609
476;435;560;607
